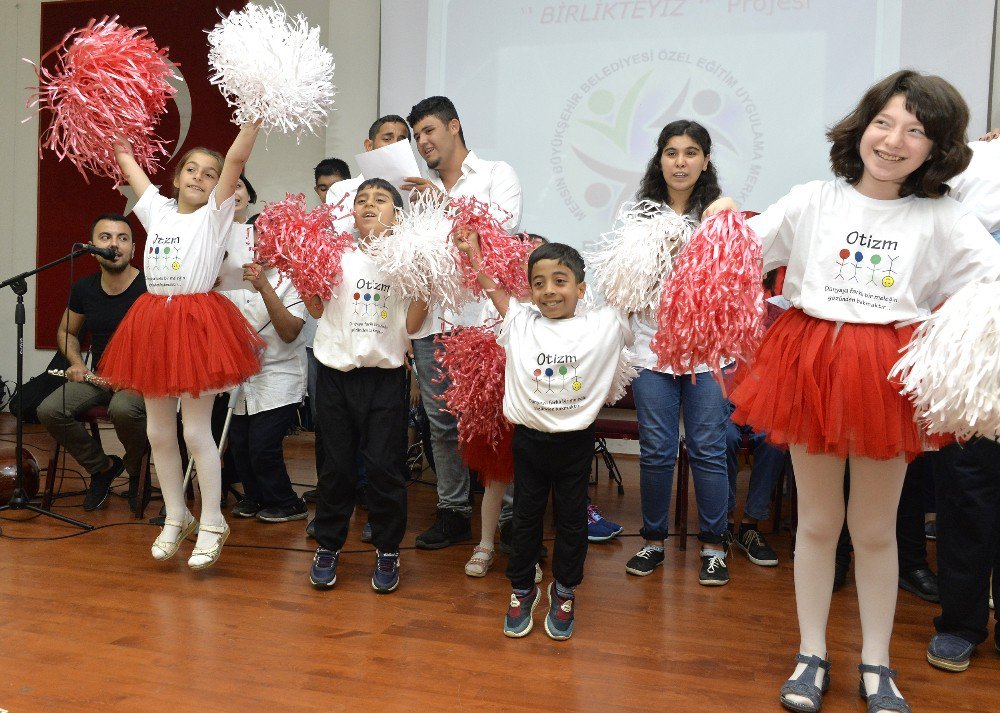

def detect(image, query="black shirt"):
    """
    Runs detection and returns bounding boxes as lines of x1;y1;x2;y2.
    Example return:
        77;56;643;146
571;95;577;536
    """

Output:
67;271;147;368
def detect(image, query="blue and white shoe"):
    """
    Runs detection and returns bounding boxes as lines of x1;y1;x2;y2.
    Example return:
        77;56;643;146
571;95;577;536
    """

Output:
372;550;400;593
310;547;339;589
587;504;623;542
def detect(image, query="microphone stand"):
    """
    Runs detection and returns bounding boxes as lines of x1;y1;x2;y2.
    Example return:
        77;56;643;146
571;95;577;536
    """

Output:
0;248;95;528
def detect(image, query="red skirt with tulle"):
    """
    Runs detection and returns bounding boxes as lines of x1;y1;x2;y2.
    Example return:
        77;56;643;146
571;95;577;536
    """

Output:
460;423;514;486
98;292;264;398
730;307;922;462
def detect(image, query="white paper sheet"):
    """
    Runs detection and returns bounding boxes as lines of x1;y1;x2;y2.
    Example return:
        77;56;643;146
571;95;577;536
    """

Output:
354;140;422;193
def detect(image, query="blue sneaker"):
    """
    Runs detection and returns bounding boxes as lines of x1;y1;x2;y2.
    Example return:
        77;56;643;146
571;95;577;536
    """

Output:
309;547;338;589
503;586;540;638
372;550;400;593
587;504;623;542
927;633;974;672
543;583;575;641
361;521;373;543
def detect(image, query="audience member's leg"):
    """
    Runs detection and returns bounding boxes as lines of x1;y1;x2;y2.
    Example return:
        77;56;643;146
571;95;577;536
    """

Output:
38;382;115;476
107;389;147;487
227;414;261;514
250;404;305;519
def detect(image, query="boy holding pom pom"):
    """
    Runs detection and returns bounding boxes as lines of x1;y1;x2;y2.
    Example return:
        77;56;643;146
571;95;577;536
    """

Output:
454;232;631;640
307;178;428;594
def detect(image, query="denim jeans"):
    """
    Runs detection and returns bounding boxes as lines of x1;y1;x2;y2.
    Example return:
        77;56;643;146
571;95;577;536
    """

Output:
726;420;786;521
412;334;471;518
632;368;730;544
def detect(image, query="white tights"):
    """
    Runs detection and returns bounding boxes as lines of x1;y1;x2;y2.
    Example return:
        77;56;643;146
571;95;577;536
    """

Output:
478;481;506;549
145;395;225;551
787;445;907;708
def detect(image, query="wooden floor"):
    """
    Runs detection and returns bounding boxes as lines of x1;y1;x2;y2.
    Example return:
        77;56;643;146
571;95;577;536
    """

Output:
1;415;996;712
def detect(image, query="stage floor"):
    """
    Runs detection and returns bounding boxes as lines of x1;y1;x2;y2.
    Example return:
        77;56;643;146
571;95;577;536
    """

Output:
1;415;995;712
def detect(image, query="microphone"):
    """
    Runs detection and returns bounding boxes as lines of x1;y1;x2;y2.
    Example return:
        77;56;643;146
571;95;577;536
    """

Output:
75;244;118;260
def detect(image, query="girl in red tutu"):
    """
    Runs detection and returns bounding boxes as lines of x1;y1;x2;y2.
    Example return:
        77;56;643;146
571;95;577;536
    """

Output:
101;124;264;570
733;71;1000;713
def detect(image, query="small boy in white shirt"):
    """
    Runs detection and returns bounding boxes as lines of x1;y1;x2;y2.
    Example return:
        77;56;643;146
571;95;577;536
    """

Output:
307;179;428;593
454;234;632;640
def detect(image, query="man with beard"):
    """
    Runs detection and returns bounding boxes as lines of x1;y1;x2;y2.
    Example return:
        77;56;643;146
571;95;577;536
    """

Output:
38;214;148;511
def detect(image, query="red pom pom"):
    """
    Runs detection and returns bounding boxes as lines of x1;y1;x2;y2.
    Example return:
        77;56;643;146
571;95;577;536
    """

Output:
448;197;532;300
651;210;764;382
434;322;512;483
254;193;354;302
25;16;179;185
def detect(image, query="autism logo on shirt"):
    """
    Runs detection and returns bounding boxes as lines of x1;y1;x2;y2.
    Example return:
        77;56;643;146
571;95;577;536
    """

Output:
833;231;900;289
531;353;582;393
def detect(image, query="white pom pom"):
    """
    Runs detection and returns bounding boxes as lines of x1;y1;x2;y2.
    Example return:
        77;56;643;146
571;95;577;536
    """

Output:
207;2;335;136
890;280;1000;440
584;201;693;315
368;191;474;313
605;347;639;406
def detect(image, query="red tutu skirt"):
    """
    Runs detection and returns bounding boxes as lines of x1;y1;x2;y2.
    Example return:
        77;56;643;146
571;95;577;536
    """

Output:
460;423;514;486
98;292;265;398
730;307;922;462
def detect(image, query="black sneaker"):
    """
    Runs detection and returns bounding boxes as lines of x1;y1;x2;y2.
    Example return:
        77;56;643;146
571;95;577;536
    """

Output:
625;545;665;576
414;508;472;549
302;489;318;504
83;456;124;511
699;551;729;586
371;550;400;593
305;518;316;539
736;526;779;566
231;498;261;518
257;499;308;523
309;547;339;588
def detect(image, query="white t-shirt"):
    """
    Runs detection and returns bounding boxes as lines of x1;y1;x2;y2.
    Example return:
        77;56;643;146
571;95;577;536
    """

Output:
949;140;1000;234
325;175;365;236
222;269;307;415
135;185;236;295
313;247;411;371
411;150;523;339
747;180;1000;324
498;300;632;433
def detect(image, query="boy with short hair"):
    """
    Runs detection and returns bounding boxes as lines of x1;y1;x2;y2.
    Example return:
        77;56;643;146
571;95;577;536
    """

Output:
455;234;632;640
313;157;351;203
308;178;428;593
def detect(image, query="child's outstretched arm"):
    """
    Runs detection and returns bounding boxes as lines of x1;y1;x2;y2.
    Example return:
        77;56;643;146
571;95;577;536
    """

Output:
216;122;262;208
453;228;510;316
406;299;430;335
113;135;152;197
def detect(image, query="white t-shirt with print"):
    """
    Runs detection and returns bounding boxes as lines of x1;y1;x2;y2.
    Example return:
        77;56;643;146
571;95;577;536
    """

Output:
949;140;1000;234
313;247;410;371
134;185;236;295
747;179;1000;323
498;299;632;433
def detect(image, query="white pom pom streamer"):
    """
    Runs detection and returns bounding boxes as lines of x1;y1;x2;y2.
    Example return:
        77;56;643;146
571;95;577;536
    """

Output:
368;191;474;313
584;201;693;315
207;3;335;136
890;280;1000;440
605;347;639;406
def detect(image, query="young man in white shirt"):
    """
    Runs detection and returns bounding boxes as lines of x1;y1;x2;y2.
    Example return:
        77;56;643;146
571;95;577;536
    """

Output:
402;95;523;550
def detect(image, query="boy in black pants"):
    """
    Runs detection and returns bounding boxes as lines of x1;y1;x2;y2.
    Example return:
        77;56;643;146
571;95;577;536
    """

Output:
307;179;428;593
455;234;631;640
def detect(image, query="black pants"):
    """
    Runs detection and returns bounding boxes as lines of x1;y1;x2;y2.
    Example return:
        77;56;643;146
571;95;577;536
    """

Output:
506;424;594;591
228;403;300;509
934;437;1000;645
313;365;407;553
897;452;933;572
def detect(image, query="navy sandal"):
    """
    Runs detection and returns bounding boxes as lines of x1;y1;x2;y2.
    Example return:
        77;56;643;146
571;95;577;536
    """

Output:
779;654;831;712
858;664;911;713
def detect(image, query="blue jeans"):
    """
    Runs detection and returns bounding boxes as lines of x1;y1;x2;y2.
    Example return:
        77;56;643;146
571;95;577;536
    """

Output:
412;334;471;518
633;368;730;544
726;419;786;521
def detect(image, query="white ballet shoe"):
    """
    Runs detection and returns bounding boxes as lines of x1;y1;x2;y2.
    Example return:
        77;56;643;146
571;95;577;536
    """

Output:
151;513;198;561
187;522;230;570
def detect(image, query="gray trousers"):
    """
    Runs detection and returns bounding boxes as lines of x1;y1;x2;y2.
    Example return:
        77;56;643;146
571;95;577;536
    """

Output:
37;382;147;479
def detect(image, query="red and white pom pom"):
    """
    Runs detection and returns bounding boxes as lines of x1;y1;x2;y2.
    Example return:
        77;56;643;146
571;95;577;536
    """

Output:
369;191;473;313
254;193;353;301
25;16;179;185
585;201;692;315
890;280;1000;440
651;209;764;379
605;347;639;406
449;197;533;300
208;3;335;137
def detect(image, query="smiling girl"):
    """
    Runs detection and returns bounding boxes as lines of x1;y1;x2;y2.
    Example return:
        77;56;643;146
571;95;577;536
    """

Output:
733;71;1000;713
